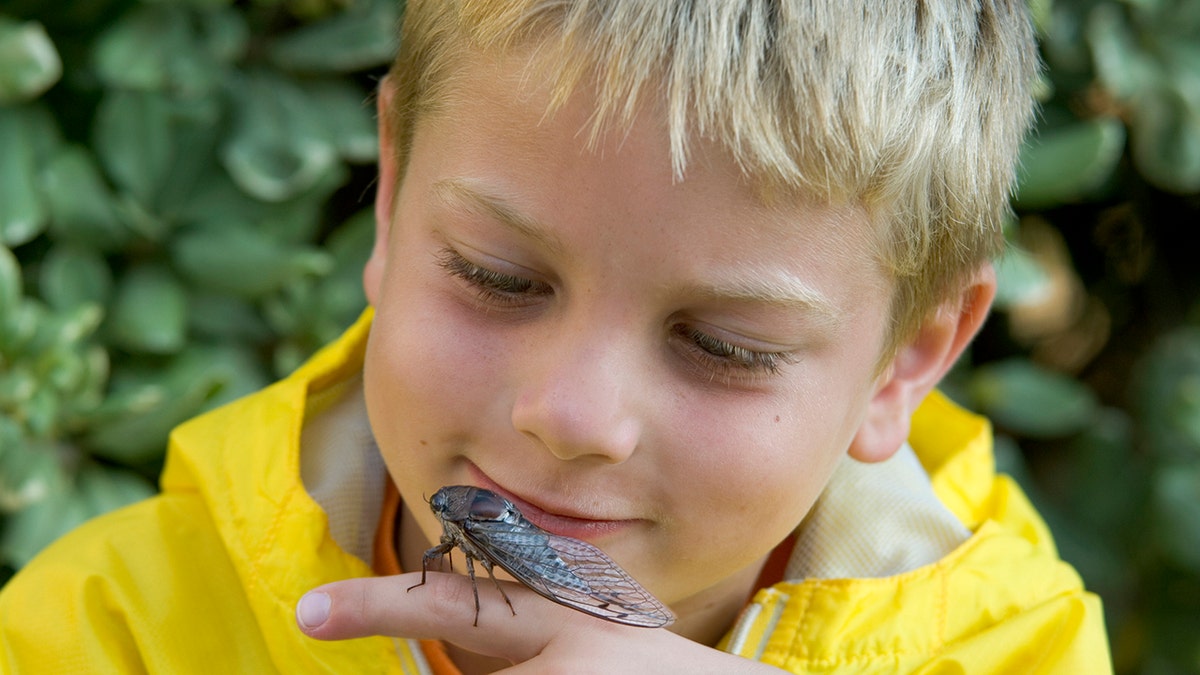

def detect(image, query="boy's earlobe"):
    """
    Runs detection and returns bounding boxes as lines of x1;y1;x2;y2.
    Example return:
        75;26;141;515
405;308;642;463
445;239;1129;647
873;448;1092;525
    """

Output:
848;265;997;463
364;77;399;306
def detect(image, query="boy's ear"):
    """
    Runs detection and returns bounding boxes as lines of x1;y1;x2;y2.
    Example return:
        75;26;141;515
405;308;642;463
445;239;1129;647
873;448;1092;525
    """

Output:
363;76;398;307
847;264;997;463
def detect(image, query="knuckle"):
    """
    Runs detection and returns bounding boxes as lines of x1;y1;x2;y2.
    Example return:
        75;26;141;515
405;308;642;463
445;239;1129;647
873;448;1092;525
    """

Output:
331;581;378;634
353;581;373;625
414;572;477;623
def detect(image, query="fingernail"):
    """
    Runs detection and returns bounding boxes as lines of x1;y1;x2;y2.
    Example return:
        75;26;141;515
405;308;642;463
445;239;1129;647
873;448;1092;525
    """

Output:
297;591;331;629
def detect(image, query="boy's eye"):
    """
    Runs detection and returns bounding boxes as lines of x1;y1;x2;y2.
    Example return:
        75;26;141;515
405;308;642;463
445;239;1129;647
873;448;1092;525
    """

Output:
671;325;796;380
437;248;552;306
438;246;793;380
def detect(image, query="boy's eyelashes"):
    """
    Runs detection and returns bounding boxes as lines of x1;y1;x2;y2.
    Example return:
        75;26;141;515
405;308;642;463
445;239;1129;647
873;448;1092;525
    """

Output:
669;325;796;378
435;246;797;380
437;247;552;306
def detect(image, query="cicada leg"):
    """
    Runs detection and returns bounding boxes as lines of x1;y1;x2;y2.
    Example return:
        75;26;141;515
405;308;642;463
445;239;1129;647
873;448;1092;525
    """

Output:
478;558;516;618
408;542;455;591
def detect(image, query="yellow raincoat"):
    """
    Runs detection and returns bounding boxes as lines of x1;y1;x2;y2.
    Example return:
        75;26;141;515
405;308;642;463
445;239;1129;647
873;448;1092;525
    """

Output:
0;310;1111;673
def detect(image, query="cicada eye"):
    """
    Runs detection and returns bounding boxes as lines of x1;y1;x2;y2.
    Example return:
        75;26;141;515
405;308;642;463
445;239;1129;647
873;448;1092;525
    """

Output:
468;489;509;519
429;489;450;513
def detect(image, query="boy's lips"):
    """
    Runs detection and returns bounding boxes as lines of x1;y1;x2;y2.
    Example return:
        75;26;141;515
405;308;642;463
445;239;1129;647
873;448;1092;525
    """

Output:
468;466;638;541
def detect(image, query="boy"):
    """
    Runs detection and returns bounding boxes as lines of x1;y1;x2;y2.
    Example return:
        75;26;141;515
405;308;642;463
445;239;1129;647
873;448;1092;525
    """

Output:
0;0;1111;672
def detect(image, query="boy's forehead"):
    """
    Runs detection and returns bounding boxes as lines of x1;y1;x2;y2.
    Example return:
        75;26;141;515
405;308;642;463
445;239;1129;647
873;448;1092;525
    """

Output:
427;44;866;217
429;48;871;216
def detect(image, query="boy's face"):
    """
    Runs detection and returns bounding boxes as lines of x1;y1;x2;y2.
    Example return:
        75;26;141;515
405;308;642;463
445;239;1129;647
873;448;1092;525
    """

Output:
363;52;894;622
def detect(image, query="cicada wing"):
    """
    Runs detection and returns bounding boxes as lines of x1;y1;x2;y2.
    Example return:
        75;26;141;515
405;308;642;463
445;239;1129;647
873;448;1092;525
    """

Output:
461;518;674;628
541;532;675;628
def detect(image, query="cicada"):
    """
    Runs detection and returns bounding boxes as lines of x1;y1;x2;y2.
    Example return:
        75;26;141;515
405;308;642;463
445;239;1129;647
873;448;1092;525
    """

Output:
407;485;674;628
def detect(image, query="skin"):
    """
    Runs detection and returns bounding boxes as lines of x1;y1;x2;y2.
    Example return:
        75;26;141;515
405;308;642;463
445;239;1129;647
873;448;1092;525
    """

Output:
297;49;996;673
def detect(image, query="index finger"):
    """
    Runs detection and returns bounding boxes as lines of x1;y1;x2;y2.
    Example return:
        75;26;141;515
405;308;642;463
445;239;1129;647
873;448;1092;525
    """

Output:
296;571;571;662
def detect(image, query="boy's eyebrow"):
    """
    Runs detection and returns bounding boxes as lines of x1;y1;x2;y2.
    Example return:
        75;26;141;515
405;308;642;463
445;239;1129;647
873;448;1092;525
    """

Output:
431;178;565;255
688;270;842;325
432;177;841;323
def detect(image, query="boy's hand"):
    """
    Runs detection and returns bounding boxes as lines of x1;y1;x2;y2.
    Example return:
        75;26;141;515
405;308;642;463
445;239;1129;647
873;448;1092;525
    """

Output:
297;572;783;673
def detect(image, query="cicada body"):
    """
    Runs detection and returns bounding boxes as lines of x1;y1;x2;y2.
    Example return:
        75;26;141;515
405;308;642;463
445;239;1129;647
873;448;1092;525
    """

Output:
408;485;674;628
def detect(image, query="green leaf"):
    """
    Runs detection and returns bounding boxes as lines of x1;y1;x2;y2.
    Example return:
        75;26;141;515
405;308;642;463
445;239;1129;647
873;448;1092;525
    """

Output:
22;384;59;438
1086;3;1160;100
1129;85;1200;194
158;112;345;241
71;345;111;410
194;342;271;411
0;461;152;568
35;301;104;351
1153;463;1200;572
0;479;86;567
39;343;87;399
0;297;41;356
1159;37;1200;111
143;0;235;9
300;78;378;162
0;364;36;411
186;291;271;342
107;264;188;354
194;5;249;63
11;103;62;168
1015;117;1126;209
1039;3;1090;74
1133;327;1200;461
967;359;1100;438
158;145;264;221
993;241;1052;310
41;146;130;251
0;106;48;247
1;0;132;27
92;4;185;90
0;245;21;316
92;4;222;95
74;463;155;520
148;94;227;218
171;224;333;298
221;70;339;202
300;207;373;337
1061;410;1144;536
81;380;165;427
0;18;62;104
111;191;172;244
267;0;400;73
93;89;174;203
38;245;114;310
85;346;236;464
0;437;65;516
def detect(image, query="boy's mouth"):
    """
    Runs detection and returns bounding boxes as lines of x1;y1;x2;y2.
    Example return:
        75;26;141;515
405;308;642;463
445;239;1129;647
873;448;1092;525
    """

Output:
467;464;637;541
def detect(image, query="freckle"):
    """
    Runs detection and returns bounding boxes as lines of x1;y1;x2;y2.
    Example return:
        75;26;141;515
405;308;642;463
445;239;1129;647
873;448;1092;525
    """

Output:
419;440;428;446
774;416;781;423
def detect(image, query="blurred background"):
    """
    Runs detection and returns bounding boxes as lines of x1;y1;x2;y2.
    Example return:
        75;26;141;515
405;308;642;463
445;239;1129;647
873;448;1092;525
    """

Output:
0;0;1197;671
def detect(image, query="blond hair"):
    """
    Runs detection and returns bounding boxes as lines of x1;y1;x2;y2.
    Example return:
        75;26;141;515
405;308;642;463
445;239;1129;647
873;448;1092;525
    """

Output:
383;0;1039;363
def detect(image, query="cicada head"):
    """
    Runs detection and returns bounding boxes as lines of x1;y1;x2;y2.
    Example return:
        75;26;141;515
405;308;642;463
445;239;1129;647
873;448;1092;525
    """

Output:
428;486;466;522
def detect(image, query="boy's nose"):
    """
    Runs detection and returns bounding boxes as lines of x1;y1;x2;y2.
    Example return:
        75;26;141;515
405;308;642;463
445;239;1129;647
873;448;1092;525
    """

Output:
510;337;642;464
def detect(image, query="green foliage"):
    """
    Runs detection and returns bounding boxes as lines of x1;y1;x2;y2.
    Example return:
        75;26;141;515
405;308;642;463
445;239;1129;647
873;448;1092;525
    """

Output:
0;0;394;575
2;0;1199;672
954;1;1200;671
